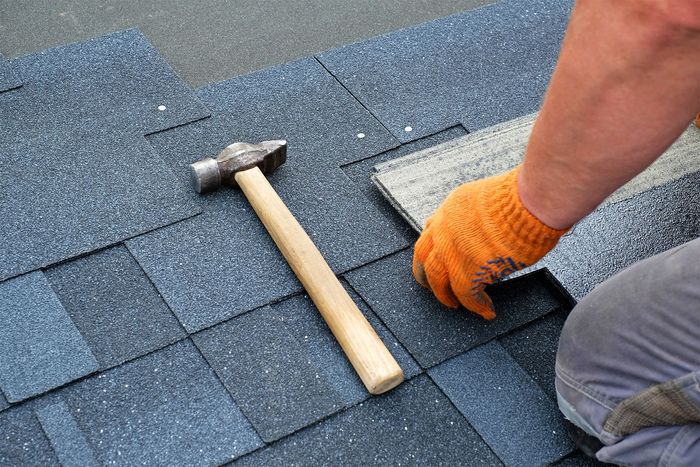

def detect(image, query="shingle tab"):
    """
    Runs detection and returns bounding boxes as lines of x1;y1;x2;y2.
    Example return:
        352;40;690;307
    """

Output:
0;405;59;466
540;170;700;299
35;401;99;467
317;0;573;141
429;341;574;465
45;245;186;369
0;272;98;402
194;285;419;442
499;310;569;401
8;29;209;135
58;340;262;466
345;250;568;368
341;126;467;247
128;58;405;332
0;29;206;281
0;53;21;92
234;375;502;466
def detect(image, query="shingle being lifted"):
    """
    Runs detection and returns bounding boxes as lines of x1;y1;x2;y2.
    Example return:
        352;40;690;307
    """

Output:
317;0;573;141
0;30;206;281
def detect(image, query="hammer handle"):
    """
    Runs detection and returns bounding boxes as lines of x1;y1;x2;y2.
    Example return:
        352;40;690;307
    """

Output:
235;167;404;395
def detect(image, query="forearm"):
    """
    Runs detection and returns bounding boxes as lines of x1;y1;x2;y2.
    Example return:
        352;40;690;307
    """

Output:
519;0;700;229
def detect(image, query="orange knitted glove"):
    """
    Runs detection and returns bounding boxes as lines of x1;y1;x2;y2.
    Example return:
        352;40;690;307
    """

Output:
695;113;700;128
413;166;568;319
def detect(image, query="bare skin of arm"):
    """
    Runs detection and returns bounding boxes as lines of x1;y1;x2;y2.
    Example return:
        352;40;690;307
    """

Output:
519;0;700;230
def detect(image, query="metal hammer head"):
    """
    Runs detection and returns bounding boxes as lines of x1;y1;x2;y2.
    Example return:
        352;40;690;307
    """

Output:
190;140;287;193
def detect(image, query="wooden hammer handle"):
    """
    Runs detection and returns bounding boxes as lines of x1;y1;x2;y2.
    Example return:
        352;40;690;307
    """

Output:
235;167;404;394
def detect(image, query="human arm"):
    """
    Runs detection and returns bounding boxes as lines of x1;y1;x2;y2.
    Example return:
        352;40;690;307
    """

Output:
414;0;700;317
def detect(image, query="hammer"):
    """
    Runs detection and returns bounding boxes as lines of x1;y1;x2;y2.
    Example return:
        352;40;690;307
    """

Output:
190;140;404;395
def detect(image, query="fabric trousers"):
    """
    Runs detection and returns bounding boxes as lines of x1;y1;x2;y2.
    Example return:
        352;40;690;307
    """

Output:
555;237;700;466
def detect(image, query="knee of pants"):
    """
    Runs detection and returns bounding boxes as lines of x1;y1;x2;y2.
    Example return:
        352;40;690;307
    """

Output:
556;238;700;433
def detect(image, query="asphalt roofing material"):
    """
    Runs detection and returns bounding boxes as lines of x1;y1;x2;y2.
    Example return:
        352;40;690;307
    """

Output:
193;285;419;443
233;376;502;466
0;272;98;402
317;0;573;141
0;0;688;465
44;245;186;369
0;53;21;92
429;341;574;465
127;57;406;333
0;29;205;281
345;253;571;368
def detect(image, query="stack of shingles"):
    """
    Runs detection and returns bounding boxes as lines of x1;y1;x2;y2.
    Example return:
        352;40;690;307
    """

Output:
0;1;614;465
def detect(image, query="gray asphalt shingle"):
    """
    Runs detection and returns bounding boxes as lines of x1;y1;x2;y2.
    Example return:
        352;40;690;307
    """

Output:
317;0;573;141
541;170;700;299
127;58;406;332
193;284;420;442
0;53;21;92
499;310;569;401
45;245;186;369
0;404;58;466
345;250;570;368
57;340;262;466
35;401;99;467
341;126;468;247
0;29;205;281
233;375;502;466
0;272;98;402
429;341;574;466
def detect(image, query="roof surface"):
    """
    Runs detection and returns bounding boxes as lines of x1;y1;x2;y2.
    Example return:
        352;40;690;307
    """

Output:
0;0;696;465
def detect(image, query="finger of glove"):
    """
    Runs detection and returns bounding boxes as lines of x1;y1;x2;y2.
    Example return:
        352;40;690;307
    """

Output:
448;266;496;319
423;253;460;308
462;290;496;320
413;228;435;288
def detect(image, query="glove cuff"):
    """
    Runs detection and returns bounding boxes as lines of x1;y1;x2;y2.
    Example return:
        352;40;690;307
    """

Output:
488;166;568;261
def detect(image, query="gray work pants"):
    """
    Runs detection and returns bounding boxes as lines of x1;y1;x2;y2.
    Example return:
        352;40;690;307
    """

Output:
555;237;700;466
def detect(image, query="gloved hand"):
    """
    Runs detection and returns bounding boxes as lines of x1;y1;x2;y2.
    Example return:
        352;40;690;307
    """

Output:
412;166;568;319
695;113;700;128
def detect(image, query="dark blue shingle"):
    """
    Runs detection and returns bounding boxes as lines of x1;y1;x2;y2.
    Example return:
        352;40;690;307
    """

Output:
35;401;99;467
44;245;186;369
233;375;502;466
317;0;573;141
128;58;405;332
57;340;262;466
0;272;98;402
0;53;21;92
345;250;568;368
194;284;419;442
429;341;574;465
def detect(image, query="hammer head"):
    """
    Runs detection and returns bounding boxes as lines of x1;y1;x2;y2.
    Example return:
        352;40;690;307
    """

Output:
190;140;287;193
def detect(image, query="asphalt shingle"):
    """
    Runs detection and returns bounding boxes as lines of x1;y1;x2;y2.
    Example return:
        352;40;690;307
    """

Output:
0;53;21;92
317;0;572;141
499;310;569;401
0;392;8;412
0;29;206;281
341;125;467;247
57;340;262;466
0;272;98;402
345;249;570;368
233;375;502;466
0;405;59;466
541;170;700;299
429;341;574;466
35;401;99;467
193;284;419;442
45;245;186;369
128;57;405;332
